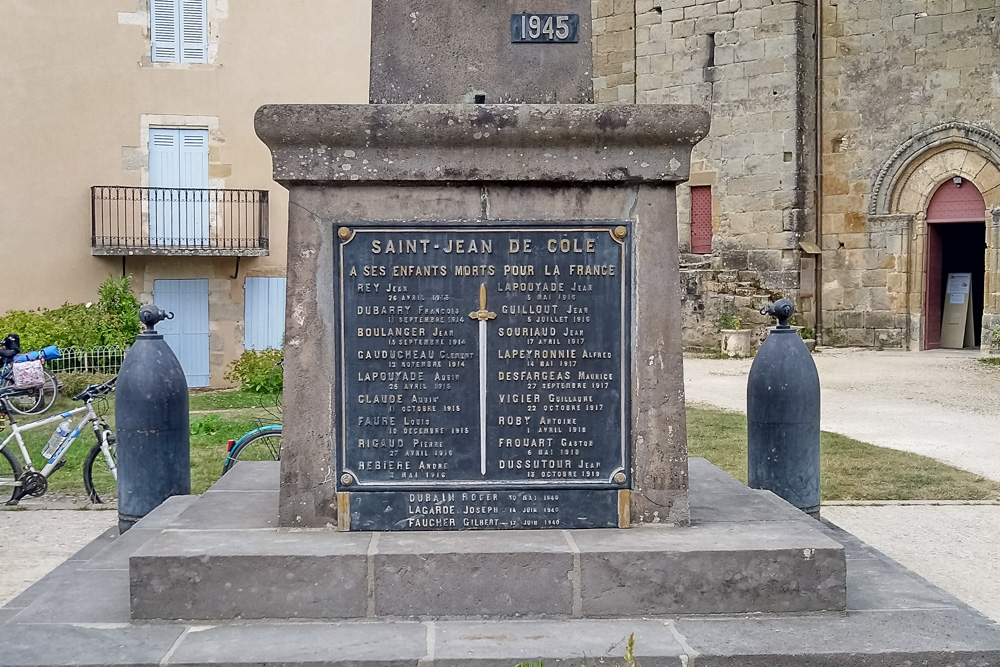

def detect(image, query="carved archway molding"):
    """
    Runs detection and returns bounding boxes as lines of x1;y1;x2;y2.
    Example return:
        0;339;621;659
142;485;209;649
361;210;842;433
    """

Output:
869;122;1000;216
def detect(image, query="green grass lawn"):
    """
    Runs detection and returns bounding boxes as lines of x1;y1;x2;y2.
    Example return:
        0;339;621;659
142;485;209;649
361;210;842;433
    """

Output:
189;389;281;412
687;405;1000;501
6;391;998;504
2;390;277;500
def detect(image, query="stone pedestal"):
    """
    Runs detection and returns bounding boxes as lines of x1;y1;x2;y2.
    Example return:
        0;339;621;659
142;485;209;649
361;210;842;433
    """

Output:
255;103;710;528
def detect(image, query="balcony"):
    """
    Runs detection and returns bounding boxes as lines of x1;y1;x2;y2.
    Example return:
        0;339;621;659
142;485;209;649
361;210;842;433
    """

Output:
91;186;269;256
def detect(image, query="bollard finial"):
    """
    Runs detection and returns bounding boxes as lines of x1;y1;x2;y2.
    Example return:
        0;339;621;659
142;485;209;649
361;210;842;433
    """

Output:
139;304;174;333
763;298;794;329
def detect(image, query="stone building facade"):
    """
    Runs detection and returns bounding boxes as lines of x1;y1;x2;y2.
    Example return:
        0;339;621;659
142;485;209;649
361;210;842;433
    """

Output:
596;0;999;351
1;0;370;386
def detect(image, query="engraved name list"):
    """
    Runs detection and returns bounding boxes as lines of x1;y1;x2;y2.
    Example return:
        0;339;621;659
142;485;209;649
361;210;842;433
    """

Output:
336;224;630;530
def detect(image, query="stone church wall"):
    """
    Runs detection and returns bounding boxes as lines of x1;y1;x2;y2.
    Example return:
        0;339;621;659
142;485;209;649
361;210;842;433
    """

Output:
820;0;1000;350
630;0;818;349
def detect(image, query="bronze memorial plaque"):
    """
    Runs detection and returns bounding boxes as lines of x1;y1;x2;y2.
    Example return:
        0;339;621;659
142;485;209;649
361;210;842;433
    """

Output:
336;223;630;530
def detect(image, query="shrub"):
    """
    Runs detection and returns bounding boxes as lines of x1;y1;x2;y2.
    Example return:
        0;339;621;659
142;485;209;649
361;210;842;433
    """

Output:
56;372;116;398
224;349;283;393
95;275;141;348
0;275;141;350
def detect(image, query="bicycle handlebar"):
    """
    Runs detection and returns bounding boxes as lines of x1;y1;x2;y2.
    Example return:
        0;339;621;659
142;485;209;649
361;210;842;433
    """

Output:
73;376;117;402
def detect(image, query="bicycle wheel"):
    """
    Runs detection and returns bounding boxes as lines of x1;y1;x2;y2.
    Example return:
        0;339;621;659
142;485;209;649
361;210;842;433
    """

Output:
6;386;42;415
32;371;58;414
5;371;57;415
83;432;117;505
223;427;282;474
0;446;24;505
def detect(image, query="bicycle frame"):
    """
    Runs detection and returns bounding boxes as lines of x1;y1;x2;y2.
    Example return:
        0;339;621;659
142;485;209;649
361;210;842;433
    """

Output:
0;399;112;485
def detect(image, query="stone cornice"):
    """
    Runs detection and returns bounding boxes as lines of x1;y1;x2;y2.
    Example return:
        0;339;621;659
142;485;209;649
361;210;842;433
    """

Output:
255;104;711;184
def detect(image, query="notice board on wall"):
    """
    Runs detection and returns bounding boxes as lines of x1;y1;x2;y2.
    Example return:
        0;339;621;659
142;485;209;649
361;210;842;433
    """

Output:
940;272;975;349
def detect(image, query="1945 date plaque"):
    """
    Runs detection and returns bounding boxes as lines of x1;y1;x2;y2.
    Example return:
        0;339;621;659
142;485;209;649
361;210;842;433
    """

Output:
336;223;630;530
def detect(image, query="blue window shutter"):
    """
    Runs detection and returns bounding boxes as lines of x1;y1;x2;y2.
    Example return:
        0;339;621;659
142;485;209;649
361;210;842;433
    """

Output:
179;129;209;244
244;277;287;350
149;129;181;189
150;0;180;62
180;0;208;63
178;129;209;189
149;128;208;245
149;129;181;244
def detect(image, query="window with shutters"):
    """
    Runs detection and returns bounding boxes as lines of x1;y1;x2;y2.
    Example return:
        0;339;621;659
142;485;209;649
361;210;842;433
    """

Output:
148;128;210;245
689;185;713;254
150;0;208;63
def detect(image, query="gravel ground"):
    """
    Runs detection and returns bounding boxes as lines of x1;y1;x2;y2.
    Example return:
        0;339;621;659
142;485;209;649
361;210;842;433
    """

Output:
686;346;1000;623
0;508;116;606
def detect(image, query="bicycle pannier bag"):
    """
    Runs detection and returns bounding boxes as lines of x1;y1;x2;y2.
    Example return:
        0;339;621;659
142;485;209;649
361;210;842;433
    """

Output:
12;359;45;389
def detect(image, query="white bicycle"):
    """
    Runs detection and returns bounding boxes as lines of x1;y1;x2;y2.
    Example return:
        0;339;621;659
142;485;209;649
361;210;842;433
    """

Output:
0;378;117;505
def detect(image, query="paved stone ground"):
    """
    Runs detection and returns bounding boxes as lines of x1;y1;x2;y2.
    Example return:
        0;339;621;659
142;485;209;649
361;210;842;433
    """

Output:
822;504;1000;623
4;467;1000;667
685;347;1000;624
0;508;116;606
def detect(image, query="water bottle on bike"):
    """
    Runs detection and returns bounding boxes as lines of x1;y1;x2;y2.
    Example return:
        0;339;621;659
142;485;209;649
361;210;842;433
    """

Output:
42;419;72;459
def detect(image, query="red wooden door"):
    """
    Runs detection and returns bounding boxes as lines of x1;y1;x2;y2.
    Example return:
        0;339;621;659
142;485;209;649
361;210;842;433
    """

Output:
924;224;944;349
922;178;986;349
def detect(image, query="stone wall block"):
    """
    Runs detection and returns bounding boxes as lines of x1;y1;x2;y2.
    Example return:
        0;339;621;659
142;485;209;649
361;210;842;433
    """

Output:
696;14;735;33
834;310;865;329
636;38;666;56
747;249;783;272
914;15;943;34
847;327;875;346
875;328;905;348
763;35;800;59
887;272;908;295
900;0;928;13
861;269;889;288
762;270;800;290
864;311;895;330
734;8;763;28
735;40;766;62
871;287;892;311
684;3;719;19
761;2;801;22
892;13;917;30
768;231;799;249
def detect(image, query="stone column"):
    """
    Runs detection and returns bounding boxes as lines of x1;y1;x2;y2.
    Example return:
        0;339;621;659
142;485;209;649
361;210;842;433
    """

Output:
984;207;1000;354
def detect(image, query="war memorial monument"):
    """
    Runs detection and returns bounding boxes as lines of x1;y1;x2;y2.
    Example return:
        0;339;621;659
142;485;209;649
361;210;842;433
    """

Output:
3;2;1000;665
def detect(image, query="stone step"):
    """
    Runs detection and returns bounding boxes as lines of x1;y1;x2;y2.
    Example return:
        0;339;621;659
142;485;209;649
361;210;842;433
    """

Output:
6;462;1000;666
128;460;846;620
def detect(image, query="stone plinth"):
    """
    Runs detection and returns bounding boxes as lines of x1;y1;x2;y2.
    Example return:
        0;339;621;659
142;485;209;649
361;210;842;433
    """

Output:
255;103;710;529
129;461;846;620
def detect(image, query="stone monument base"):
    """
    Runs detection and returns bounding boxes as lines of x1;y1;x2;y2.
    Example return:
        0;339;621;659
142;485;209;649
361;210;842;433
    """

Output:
4;460;1000;666
129;459;845;620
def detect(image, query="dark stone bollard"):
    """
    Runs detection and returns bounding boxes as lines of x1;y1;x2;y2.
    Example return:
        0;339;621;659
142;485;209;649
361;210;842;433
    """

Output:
747;299;821;517
115;305;190;533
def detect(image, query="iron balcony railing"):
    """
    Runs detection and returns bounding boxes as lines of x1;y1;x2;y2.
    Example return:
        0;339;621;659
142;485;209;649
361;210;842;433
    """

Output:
91;186;269;256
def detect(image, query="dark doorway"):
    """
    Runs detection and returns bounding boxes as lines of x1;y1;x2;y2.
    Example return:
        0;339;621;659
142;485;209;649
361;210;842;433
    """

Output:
923;178;986;349
925;222;986;348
